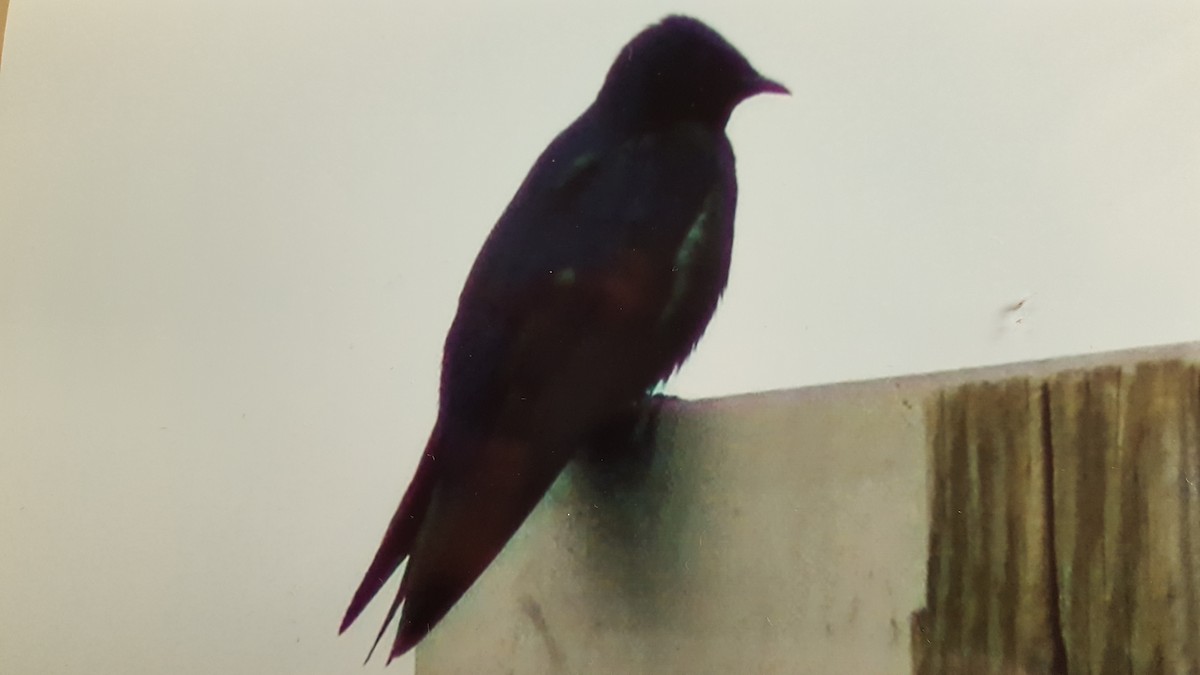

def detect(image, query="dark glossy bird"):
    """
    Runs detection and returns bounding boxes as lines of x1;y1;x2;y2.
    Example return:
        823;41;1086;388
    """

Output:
340;14;786;661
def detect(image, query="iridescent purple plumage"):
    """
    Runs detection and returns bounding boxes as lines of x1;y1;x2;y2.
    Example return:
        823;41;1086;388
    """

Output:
341;15;786;660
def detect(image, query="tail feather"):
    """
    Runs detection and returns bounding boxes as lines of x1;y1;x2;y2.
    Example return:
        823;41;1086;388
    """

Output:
345;432;573;660
364;567;408;663
340;432;441;635
385;435;573;659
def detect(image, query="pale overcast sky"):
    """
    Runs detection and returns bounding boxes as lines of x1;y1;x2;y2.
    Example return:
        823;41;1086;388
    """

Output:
2;3;1198;674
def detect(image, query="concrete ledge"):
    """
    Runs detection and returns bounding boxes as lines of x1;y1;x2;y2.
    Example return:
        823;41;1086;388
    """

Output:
417;342;1200;674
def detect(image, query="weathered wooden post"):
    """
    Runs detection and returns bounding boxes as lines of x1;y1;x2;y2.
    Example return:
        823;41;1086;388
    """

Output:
915;359;1200;674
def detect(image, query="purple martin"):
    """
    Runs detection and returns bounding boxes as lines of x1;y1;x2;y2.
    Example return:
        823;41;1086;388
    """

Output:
340;14;786;661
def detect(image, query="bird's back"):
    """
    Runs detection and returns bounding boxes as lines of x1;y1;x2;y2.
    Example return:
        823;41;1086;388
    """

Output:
439;115;737;429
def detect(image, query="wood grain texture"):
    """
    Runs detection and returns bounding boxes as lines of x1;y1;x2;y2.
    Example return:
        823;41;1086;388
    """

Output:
916;360;1200;674
915;379;1063;675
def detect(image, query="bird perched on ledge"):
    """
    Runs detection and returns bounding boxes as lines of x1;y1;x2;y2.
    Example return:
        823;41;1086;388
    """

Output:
340;14;786;662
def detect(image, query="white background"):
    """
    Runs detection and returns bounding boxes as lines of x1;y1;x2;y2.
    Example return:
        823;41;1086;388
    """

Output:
2;2;1197;674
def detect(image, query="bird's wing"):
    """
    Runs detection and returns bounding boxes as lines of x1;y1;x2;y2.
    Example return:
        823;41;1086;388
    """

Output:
439;120;731;421
345;121;733;659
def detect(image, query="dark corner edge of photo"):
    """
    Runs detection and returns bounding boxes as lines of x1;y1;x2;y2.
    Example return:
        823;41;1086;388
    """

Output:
0;0;10;70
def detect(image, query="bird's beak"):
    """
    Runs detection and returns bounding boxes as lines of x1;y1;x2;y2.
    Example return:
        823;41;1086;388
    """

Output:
752;75;790;96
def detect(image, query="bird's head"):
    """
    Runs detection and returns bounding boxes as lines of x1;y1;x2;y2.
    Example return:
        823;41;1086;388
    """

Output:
597;15;787;130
